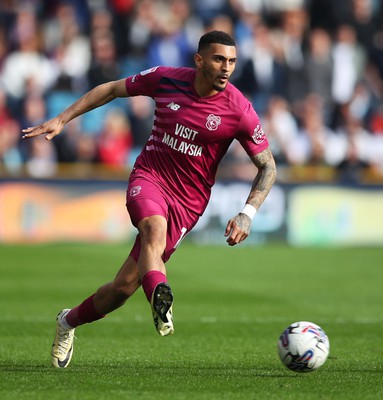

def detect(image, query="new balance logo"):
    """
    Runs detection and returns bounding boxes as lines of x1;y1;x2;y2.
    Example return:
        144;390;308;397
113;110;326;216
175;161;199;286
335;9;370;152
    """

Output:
167;102;181;111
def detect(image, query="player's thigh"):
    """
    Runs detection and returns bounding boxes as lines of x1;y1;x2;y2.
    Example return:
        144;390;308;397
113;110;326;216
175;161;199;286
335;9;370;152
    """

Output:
126;176;168;227
126;176;169;262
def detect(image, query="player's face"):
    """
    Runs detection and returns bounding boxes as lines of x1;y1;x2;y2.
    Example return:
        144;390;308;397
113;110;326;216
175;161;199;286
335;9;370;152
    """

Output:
197;43;237;93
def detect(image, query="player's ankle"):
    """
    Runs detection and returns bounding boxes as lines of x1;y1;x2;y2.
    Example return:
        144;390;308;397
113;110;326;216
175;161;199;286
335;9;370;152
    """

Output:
142;270;167;301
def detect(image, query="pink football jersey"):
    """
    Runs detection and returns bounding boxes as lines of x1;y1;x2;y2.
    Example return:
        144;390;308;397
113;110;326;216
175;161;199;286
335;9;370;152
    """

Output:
125;66;269;215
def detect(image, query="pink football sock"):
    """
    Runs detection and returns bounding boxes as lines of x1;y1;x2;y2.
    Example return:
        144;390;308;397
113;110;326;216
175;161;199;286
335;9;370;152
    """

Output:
65;294;105;328
141;270;167;302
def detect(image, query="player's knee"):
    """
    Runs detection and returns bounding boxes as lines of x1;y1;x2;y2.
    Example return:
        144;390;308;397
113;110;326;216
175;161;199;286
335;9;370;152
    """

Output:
138;218;167;248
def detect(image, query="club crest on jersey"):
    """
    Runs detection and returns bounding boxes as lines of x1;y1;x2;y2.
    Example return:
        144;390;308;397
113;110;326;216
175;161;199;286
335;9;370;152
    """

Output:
206;114;221;131
252;124;266;144
129;186;141;197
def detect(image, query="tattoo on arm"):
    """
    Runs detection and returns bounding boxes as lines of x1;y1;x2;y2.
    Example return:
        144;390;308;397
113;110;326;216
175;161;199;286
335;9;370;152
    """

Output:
246;147;277;210
235;213;252;234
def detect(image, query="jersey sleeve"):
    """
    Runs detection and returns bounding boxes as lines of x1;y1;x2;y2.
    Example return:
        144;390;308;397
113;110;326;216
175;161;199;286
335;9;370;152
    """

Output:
125;66;163;98
235;102;269;157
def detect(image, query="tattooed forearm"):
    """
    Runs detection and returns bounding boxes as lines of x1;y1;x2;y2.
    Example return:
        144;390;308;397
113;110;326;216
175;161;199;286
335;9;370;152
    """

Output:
225;147;276;246
246;147;277;210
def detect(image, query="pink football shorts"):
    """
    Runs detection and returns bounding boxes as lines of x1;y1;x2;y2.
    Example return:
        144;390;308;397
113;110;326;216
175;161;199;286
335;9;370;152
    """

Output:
126;173;200;262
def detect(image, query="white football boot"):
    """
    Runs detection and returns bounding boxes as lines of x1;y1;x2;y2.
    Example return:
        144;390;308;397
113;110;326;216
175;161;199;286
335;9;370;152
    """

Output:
151;283;174;336
51;309;75;368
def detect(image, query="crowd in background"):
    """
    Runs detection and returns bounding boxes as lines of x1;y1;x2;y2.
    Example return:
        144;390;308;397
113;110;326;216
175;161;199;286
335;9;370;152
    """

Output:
1;0;383;183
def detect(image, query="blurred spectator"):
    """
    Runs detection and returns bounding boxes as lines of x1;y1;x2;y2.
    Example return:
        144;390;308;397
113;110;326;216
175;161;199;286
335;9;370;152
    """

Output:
278;8;308;106
25;136;57;178
229;0;263;60
0;27;7;70
304;28;333;118
0;117;23;175
0;5;57;112
370;104;383;135
53;118;84;164
20;93;46;128
335;107;374;182
97;109;133;167
88;3;121;74
264;0;306;14
331;24;367;105
291;94;342;166
0;81;22;175
369;127;383;174
125;0;156;62
349;81;375;125
236;22;286;115
106;0;135;57
169;0;204;62
193;0;231;24
75;133;98;164
147;2;191;68
262;96;299;165
205;14;235;37
44;2;91;93
90;6;114;35
372;28;383;80
88;30;120;88
19;92;47;159
0;84;11;122
350;0;380;56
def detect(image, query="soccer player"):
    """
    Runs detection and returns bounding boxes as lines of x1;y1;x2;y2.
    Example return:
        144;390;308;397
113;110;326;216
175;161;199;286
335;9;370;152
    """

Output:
22;30;277;368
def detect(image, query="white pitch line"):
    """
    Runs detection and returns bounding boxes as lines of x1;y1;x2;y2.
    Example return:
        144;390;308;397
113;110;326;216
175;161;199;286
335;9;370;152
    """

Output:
1;315;382;325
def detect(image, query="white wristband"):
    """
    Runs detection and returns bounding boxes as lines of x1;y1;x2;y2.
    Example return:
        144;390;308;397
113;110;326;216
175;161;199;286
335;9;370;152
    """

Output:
240;204;257;220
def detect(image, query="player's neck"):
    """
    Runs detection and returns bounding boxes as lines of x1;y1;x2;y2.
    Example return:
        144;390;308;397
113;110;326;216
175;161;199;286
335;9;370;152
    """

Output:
193;74;219;98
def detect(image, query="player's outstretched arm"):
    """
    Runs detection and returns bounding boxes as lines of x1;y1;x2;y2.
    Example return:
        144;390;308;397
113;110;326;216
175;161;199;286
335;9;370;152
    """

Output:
22;79;128;140
225;147;276;246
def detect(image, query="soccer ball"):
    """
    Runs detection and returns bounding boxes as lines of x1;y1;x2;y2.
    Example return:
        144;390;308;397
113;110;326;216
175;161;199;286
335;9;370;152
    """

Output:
277;321;330;373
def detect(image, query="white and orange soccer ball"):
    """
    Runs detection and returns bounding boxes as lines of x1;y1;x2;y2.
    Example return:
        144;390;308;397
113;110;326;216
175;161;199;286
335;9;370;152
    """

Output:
277;321;330;372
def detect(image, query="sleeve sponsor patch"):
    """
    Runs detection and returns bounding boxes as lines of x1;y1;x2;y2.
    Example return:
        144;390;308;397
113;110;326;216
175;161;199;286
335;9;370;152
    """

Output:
140;66;159;76
131;66;159;83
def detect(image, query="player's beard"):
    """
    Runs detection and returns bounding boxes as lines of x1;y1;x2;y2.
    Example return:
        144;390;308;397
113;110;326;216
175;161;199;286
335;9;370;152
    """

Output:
212;81;227;92
202;67;228;92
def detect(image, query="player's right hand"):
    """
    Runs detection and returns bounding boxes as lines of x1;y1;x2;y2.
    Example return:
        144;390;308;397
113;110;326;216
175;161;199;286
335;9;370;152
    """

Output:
21;117;65;140
224;213;251;246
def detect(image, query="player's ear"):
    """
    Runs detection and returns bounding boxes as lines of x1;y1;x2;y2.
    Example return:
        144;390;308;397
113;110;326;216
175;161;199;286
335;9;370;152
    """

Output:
194;53;203;69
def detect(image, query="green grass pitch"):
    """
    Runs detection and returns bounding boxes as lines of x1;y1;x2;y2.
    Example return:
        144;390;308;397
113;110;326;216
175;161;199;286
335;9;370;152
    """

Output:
0;242;382;399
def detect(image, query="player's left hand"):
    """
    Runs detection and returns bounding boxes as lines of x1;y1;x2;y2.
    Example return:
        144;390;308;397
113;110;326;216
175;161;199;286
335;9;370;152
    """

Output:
224;214;251;246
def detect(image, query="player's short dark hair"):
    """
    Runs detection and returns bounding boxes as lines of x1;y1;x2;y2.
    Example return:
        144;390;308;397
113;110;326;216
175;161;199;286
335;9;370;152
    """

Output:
198;30;236;52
